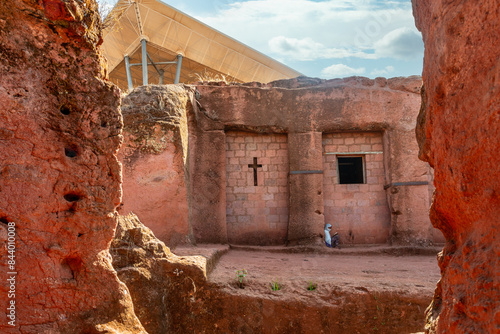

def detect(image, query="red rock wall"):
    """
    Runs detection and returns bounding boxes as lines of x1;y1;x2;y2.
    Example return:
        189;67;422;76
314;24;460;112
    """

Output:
412;0;500;332
119;85;192;247
0;1;144;332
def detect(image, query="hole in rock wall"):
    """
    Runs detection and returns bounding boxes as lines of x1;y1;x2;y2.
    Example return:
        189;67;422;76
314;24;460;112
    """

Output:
0;216;9;225
64;193;82;202
60;105;71;115
64;147;78;158
61;256;82;280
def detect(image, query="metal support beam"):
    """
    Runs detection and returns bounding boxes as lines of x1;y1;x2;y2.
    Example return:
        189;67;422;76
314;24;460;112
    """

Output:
159;70;164;85
124;55;134;92
141;39;148;85
174;54;183;84
147;52;162;76
130;61;176;67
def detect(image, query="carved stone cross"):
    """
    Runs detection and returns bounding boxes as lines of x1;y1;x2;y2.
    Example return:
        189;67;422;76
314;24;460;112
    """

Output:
248;157;263;186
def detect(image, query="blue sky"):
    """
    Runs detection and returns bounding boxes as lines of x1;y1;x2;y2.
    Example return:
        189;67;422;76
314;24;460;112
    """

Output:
102;0;423;79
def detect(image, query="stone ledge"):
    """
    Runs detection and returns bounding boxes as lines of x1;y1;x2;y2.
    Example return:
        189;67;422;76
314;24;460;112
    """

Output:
228;244;444;256
173;244;230;275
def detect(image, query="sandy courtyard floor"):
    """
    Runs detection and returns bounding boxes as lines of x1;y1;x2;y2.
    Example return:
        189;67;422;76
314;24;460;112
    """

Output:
207;248;441;302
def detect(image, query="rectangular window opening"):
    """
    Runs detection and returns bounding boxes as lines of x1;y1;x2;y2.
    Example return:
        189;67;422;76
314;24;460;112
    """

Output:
337;156;365;184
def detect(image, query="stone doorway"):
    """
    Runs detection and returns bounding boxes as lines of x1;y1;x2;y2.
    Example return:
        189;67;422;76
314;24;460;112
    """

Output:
225;131;289;245
322;132;390;244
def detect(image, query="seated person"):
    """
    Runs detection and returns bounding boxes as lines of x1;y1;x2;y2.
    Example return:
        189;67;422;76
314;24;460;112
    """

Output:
324;223;340;248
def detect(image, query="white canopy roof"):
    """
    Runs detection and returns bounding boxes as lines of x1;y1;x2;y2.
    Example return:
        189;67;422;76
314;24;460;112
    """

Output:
102;0;301;90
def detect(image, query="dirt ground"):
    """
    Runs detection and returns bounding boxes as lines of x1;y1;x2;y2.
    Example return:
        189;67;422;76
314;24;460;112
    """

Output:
171;245;441;333
208;247;441;305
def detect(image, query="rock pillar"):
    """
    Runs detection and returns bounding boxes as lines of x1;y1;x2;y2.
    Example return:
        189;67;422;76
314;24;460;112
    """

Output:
384;129;434;245
189;130;228;243
287;132;325;244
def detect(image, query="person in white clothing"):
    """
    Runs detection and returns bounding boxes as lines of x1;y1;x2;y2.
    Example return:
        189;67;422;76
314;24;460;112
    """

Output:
324;223;340;248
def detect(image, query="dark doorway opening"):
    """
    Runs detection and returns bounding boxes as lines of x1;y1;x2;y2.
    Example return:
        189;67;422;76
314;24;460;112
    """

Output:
337;156;364;184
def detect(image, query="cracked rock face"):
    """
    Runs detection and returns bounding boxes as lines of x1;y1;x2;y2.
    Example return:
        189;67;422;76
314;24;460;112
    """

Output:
413;0;500;333
0;0;144;332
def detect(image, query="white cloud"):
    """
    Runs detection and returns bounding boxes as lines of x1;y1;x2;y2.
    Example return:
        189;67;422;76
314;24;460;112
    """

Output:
321;64;366;78
268;36;376;61
374;27;424;59
174;0;424;76
98;0;115;18
197;0;416;57
370;65;395;76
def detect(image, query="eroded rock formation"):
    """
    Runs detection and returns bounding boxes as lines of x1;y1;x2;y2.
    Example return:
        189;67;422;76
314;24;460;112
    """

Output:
0;1;144;332
119;85;193;247
110;213;207;334
413;0;500;332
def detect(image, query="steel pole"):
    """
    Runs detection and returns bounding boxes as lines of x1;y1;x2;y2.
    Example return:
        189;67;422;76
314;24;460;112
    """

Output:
124;55;134;92
141;39;148;85
174;54;183;84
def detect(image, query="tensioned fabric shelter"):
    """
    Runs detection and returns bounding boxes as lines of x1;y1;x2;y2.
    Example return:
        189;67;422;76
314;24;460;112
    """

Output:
102;0;302;92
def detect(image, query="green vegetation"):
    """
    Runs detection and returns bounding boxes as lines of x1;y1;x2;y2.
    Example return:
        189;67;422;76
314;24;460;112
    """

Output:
270;279;282;291
235;269;248;289
307;281;317;291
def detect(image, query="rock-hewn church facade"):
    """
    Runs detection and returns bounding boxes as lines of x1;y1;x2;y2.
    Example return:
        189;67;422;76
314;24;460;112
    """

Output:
119;76;444;247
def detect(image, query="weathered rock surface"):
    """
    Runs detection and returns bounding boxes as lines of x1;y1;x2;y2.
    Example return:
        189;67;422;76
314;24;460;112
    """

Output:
110;213;207;334
0;1;144;332
119;85;193;247
413;0;500;332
